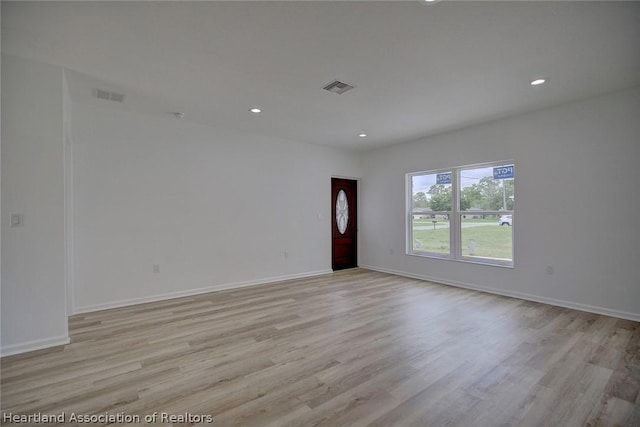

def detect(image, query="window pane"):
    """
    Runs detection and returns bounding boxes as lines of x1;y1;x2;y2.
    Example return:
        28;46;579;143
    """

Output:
459;164;514;212
411;173;452;213
460;215;512;261
412;214;450;255
411;172;452;255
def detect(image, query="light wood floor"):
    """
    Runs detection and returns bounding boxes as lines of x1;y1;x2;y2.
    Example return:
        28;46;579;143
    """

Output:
1;269;639;426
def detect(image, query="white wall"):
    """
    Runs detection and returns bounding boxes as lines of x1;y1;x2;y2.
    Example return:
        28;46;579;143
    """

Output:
1;4;3;346
1;54;69;355
2;53;636;358
361;87;640;320
71;102;361;312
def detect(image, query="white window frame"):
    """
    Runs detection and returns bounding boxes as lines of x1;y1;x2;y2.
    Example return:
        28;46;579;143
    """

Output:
407;160;514;268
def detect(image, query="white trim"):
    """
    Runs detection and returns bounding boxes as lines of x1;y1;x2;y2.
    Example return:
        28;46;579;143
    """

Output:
406;252;514;269
74;269;333;314
361;265;640;322
1;335;70;358
63;68;75;317
331;174;361;181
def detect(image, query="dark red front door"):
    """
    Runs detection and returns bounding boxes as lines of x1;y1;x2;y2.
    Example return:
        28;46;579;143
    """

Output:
332;178;357;270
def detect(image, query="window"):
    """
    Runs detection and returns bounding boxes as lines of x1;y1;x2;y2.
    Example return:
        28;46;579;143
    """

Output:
408;161;514;267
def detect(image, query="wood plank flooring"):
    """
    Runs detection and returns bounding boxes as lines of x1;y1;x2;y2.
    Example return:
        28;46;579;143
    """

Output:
1;269;639;426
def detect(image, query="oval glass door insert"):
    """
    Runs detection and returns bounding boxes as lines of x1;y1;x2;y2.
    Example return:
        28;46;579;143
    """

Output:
336;189;349;234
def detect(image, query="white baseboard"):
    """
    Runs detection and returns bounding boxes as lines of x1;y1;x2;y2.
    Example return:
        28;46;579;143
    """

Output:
1;335;70;358
361;264;640;322
74;269;333;314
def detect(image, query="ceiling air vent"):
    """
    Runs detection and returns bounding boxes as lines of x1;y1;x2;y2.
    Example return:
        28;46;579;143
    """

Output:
322;80;355;95
94;88;125;103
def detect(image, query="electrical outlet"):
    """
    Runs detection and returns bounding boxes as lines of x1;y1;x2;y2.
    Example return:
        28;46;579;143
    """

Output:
153;264;160;274
10;214;23;227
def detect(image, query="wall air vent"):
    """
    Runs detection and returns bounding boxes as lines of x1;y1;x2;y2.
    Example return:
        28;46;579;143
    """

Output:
94;89;125;103
322;80;355;95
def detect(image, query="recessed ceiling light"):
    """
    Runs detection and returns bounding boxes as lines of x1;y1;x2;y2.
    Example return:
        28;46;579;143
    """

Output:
530;78;547;86
250;108;262;114
421;0;442;4
359;133;367;138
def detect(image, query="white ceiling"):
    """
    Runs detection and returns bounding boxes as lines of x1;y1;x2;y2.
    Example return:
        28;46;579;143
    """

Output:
3;1;640;150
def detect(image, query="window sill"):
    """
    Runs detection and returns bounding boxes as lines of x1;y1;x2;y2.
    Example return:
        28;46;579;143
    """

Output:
407;252;514;269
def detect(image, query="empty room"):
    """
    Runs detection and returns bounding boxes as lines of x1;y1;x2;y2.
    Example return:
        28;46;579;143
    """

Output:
1;1;639;425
